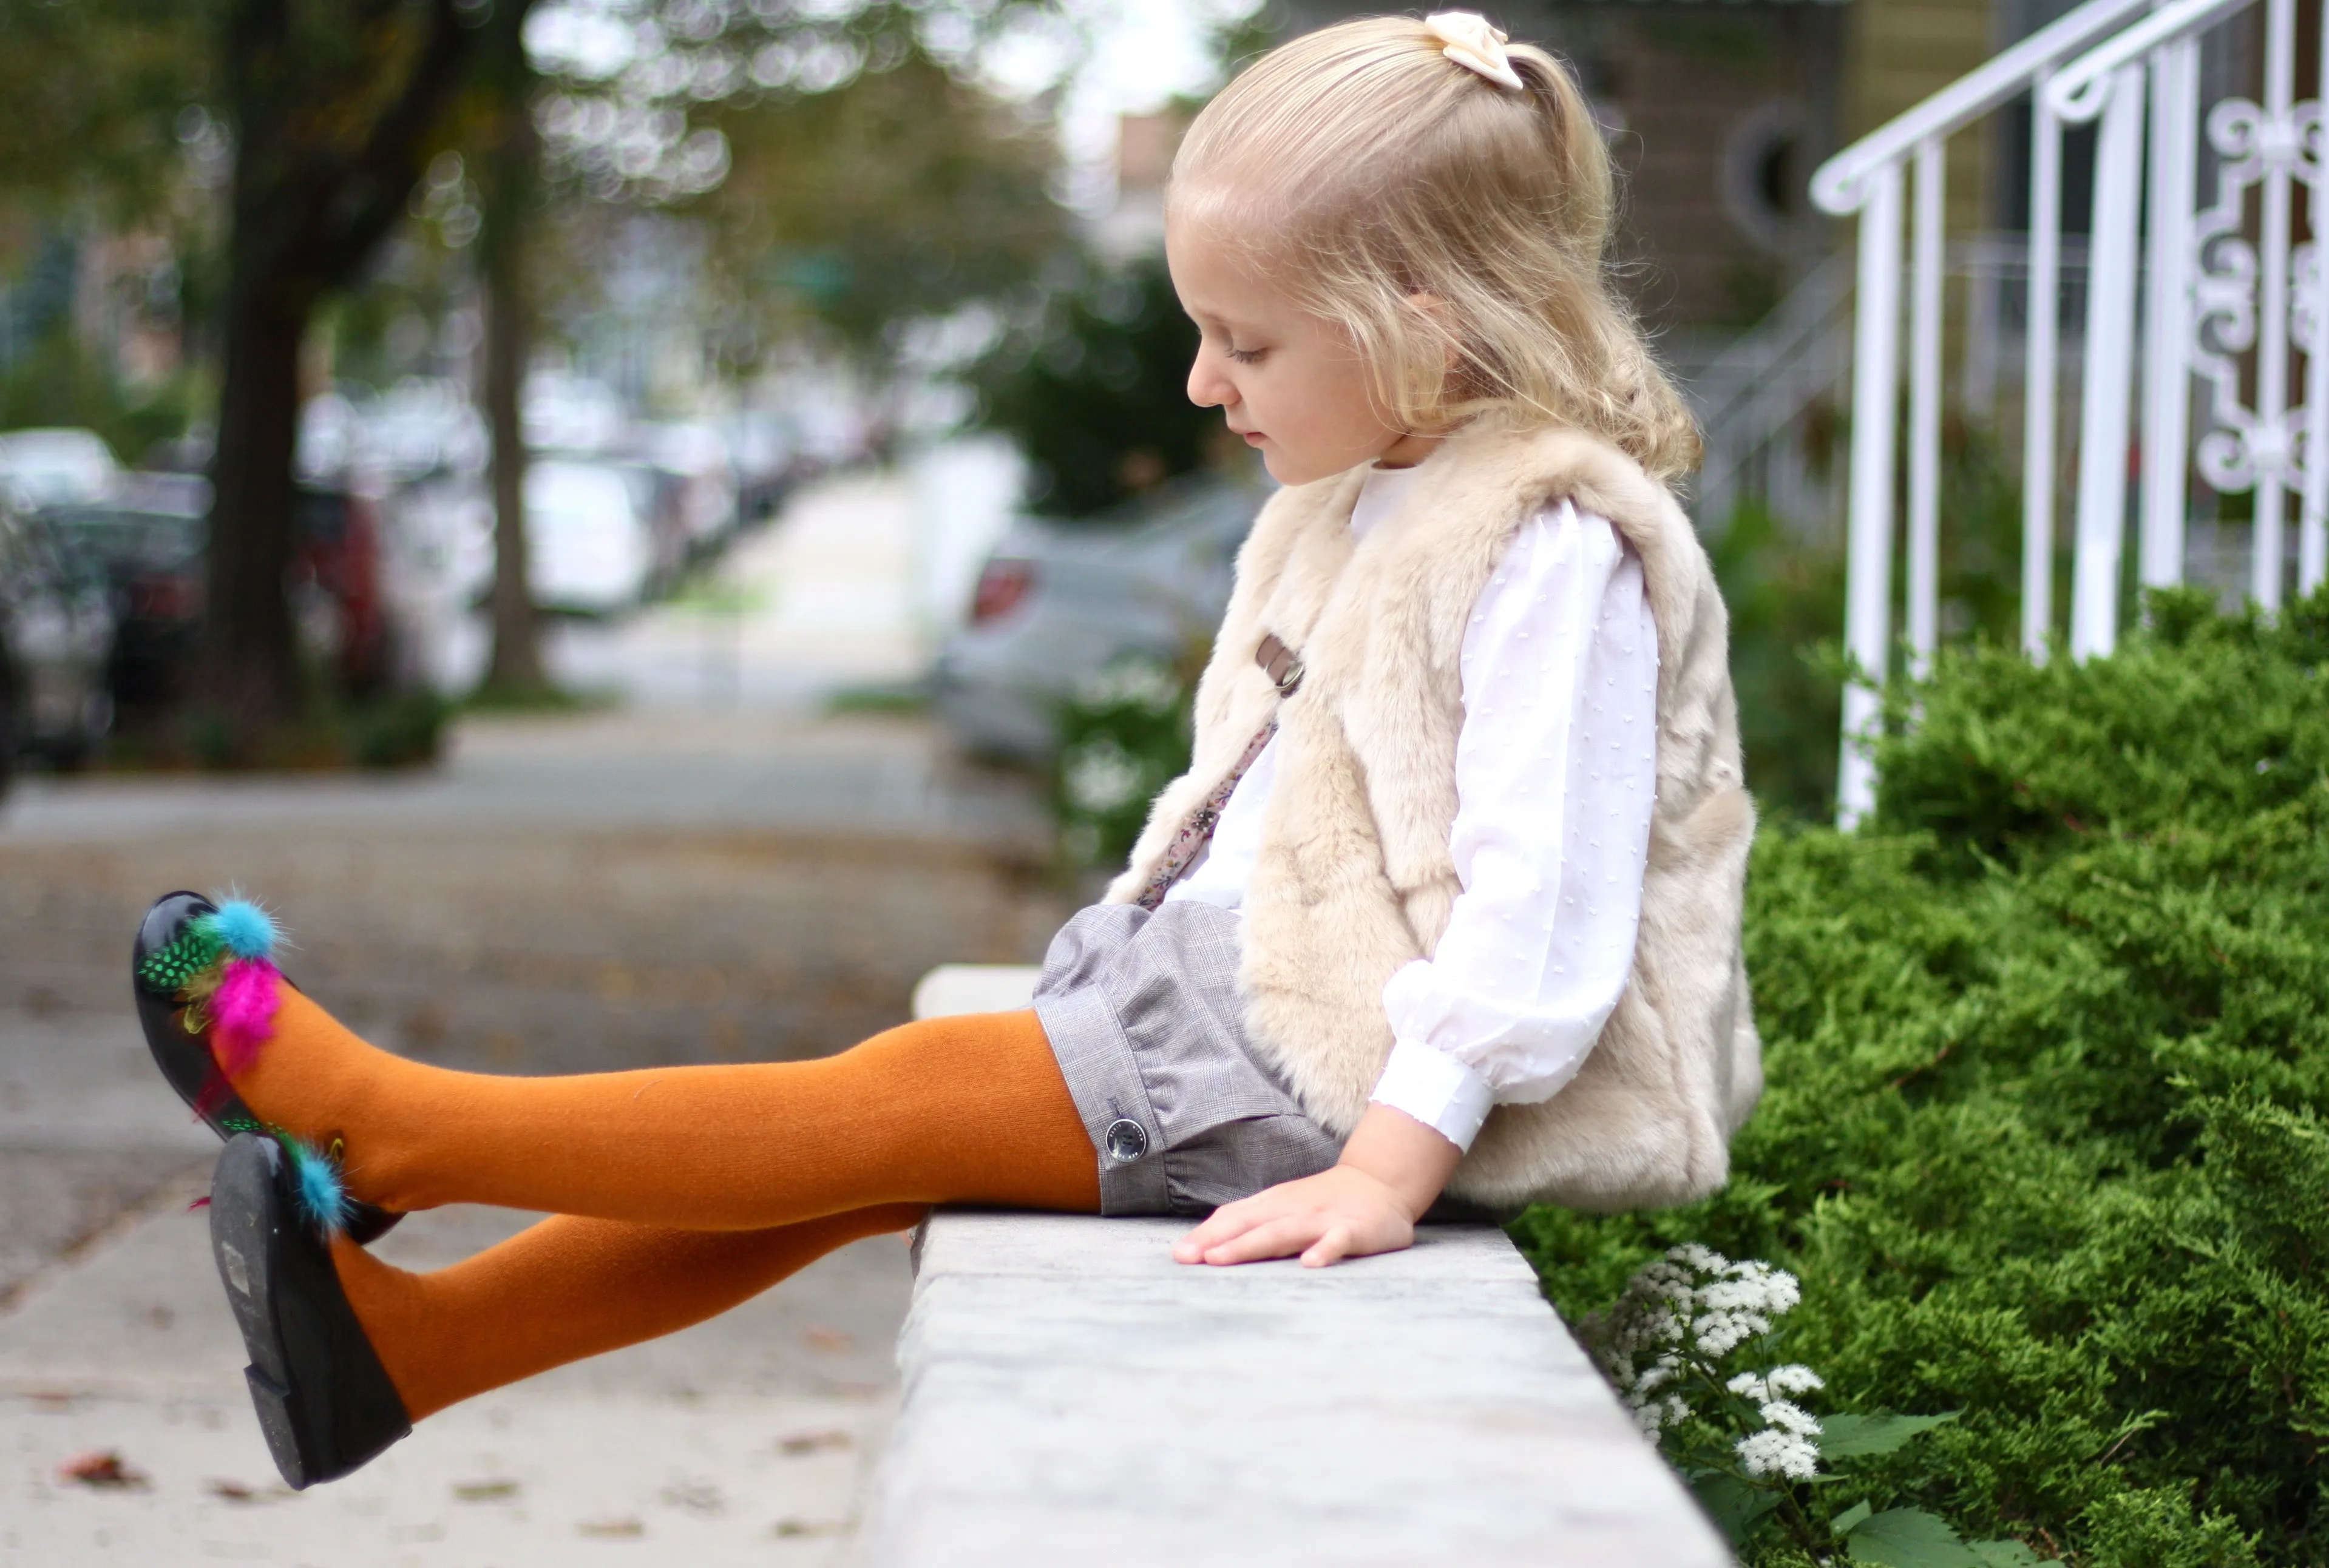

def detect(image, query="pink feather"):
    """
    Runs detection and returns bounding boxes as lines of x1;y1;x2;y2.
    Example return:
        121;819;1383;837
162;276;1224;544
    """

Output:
208;958;282;1076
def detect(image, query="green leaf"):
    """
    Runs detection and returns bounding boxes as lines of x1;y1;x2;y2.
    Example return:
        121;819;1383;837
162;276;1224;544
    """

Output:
1689;1473;1783;1547
1833;1500;1874;1535
1820;1411;1964;1458
1969;1541;2044;1567
1846;1508;1984;1568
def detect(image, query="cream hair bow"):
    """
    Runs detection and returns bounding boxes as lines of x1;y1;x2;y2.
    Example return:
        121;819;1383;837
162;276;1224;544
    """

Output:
1424;12;1525;92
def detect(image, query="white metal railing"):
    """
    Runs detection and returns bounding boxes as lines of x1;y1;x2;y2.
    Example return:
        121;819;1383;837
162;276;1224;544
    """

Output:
1689;238;2096;539
1811;0;2329;822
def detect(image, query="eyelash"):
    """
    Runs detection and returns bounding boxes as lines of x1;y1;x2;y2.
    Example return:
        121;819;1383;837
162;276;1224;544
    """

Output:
1226;344;1266;365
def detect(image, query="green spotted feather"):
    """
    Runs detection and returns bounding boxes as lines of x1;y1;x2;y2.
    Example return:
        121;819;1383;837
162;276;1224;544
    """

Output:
136;916;225;993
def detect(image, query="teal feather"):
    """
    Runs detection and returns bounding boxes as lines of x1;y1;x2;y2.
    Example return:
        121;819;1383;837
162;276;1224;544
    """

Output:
211;900;279;961
278;1135;351;1235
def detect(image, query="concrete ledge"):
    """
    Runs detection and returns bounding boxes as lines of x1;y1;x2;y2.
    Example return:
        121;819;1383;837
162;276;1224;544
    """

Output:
909;962;1041;1020
855;1209;1729;1567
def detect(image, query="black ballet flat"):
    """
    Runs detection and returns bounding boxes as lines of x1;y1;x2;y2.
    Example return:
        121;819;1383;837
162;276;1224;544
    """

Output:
134;891;402;1245
209;1132;412;1490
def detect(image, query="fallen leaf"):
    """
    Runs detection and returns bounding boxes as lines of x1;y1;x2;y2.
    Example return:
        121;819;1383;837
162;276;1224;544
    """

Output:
60;1450;149;1489
453;1478;521;1502
206;1478;292;1504
579;1518;645;1538
773;1518;847;1538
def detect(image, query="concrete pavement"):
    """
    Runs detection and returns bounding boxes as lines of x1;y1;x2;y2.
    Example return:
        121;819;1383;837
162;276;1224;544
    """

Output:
0;468;1070;1565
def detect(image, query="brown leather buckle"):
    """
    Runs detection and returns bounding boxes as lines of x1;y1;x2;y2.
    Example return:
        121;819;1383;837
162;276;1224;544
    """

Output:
1256;633;1305;696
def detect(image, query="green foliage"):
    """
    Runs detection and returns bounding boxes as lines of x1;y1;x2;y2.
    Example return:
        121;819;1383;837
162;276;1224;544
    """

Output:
1706;498;1846;822
697;37;1068;360
1054;655;1196;871
0;328;200;465
0;0;210;221
969;255;1215;519
1712;425;2034;823
1514;587;2329;1565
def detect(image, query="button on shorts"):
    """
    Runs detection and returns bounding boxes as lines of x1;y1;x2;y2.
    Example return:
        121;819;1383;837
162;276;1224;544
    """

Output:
1032;900;1344;1216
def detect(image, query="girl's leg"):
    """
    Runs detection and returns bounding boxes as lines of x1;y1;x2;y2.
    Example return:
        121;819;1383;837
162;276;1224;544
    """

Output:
231;993;1099;1227
336;1205;925;1421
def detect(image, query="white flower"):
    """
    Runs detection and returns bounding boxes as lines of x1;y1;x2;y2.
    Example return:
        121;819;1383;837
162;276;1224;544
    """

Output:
1063;738;1145;812
1759;1399;1822;1438
1766;1364;1824;1396
1075;659;1179;713
1727;1365;1825;1404
1587;1245;1822;1462
1737;1427;1821;1480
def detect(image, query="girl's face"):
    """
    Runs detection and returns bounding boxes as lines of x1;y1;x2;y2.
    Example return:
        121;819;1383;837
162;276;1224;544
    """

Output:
1166;212;1441;484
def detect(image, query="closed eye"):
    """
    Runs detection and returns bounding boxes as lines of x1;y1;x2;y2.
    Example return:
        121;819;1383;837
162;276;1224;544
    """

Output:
1226;343;1267;365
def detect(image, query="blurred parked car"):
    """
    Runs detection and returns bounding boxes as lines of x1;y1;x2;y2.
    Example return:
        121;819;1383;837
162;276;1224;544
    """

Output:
0;495;117;783
526;459;659;615
49;473;396;716
636;421;741;557
934;473;1269;762
0;427;122;509
43;473;204;714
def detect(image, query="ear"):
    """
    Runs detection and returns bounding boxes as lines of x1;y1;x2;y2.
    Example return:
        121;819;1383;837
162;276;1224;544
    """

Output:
1401;292;1464;413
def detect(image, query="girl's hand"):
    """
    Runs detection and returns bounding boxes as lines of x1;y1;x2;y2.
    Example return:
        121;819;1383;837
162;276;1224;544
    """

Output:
1171;1103;1463;1268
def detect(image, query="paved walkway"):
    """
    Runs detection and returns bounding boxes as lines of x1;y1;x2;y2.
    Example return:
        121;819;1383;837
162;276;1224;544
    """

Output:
0;1015;907;1567
0;470;1070;1564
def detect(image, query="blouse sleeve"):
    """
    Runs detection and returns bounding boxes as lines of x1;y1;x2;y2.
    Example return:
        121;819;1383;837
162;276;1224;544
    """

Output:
1369;501;1660;1152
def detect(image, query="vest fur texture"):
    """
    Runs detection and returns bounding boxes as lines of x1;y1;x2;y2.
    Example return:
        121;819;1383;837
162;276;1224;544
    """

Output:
1104;424;1762;1211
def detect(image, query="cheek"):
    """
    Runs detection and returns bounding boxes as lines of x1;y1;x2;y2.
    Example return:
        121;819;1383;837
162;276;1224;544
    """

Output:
1292;362;1390;443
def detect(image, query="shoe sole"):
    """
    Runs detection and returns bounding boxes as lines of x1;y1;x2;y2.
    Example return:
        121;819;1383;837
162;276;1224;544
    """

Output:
209;1134;411;1489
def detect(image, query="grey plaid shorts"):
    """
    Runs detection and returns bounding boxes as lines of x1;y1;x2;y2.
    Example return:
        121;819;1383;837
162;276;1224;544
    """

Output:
1032;900;1344;1216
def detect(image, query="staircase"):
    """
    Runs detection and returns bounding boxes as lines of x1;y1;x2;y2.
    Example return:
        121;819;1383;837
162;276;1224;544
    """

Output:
1800;0;2328;820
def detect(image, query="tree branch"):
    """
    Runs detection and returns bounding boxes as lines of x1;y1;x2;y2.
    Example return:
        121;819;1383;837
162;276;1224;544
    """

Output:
312;0;504;287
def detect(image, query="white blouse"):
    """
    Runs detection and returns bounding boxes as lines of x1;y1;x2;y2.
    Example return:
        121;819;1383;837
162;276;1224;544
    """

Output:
1163;463;1660;1152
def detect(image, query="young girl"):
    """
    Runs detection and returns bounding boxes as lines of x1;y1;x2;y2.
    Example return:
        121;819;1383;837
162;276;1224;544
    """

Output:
132;12;1760;1491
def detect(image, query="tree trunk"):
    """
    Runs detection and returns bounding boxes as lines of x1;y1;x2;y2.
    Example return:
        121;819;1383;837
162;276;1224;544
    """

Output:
195;0;497;752
201;265;308;745
479;30;546;695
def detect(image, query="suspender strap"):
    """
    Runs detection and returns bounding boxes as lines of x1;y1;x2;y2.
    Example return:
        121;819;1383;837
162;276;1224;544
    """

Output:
1257;632;1306;695
1130;633;1303;911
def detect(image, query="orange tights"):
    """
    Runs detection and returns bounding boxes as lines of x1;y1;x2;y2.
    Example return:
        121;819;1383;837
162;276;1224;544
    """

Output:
223;995;1099;1419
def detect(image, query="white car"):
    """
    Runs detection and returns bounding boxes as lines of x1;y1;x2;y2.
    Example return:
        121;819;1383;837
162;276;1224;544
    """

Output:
0;428;121;509
526;460;656;614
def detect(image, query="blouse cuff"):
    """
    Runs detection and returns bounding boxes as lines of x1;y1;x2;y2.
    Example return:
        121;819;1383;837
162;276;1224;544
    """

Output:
1370;1037;1498;1153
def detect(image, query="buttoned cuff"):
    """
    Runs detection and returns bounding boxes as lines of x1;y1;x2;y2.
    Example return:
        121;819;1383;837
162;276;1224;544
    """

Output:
1369;1036;1497;1153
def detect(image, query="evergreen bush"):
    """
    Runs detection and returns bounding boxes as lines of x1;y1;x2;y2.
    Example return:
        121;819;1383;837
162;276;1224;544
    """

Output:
1515;587;2329;1564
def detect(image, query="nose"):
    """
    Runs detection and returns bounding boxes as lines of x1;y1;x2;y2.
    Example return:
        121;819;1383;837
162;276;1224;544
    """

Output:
1187;348;1233;411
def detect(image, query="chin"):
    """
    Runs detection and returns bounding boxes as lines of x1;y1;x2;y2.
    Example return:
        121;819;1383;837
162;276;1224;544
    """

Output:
1260;450;1331;486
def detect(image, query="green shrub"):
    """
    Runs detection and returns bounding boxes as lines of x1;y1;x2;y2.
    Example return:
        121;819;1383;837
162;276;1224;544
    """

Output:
1515;588;2329;1564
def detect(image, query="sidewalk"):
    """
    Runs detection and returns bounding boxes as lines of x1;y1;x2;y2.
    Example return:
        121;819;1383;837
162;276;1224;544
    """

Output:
0;995;918;1568
0;462;1070;1563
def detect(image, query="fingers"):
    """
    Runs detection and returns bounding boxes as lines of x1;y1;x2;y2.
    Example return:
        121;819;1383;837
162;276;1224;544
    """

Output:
1301;1224;1355;1269
1170;1199;1264;1263
1195;1213;1327;1266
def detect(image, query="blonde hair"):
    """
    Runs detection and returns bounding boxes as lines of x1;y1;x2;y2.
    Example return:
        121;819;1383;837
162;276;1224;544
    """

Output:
1170;16;1701;481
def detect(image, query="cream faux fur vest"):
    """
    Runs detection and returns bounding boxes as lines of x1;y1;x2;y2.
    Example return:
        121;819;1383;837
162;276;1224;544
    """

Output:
1103;424;1762;1211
